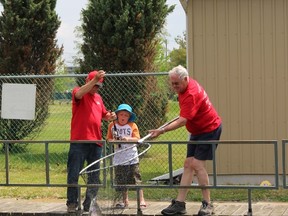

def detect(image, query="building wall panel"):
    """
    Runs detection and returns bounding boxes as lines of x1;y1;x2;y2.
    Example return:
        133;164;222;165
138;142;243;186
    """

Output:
187;0;288;174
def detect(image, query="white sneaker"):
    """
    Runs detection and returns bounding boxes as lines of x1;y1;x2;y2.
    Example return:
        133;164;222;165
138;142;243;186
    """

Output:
198;200;214;216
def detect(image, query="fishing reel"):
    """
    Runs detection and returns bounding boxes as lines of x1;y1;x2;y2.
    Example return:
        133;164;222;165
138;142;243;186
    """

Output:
113;130;122;148
113;130;122;140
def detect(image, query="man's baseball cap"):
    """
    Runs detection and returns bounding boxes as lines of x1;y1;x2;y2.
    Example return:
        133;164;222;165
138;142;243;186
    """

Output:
86;70;104;87
115;104;136;122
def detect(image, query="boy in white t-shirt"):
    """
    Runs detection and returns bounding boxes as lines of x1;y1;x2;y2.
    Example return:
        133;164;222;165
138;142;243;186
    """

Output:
106;104;146;209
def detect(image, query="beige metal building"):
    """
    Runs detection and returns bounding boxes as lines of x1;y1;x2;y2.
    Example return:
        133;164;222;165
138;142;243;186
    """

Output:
180;0;288;175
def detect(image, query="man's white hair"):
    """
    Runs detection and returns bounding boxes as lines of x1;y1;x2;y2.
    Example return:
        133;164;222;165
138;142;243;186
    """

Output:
168;65;189;80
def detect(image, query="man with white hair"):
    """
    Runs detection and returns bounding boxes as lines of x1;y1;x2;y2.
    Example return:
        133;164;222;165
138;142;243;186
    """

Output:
149;65;222;216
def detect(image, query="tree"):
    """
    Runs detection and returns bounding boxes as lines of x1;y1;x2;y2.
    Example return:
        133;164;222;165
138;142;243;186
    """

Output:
0;0;62;142
53;58;74;101
168;31;187;68
77;0;175;137
153;36;170;72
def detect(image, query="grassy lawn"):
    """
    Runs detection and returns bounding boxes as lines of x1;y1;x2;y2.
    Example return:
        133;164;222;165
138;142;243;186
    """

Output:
1;101;288;202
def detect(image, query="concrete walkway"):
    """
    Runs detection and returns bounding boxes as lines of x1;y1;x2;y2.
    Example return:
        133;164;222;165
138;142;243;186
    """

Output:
0;198;288;215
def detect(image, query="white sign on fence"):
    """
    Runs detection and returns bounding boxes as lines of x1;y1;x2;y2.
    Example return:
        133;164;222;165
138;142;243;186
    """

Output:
1;83;36;120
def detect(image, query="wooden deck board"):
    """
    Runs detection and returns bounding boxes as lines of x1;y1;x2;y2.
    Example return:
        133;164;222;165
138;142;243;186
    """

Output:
1;198;288;215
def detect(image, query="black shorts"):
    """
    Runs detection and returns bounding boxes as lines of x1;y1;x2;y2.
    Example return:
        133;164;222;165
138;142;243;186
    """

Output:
187;124;222;160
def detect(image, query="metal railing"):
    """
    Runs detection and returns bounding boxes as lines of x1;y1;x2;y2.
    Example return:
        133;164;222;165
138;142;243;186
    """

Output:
1;140;107;187
109;140;279;216
0;139;279;216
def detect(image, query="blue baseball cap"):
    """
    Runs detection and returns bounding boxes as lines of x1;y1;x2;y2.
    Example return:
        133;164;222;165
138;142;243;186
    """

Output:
115;104;136;122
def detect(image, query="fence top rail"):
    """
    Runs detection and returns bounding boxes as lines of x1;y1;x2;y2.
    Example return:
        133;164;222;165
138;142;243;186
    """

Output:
0;139;277;145
0;72;169;79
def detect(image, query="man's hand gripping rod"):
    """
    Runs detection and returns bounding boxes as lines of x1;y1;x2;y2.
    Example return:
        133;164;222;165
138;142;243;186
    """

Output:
138;116;180;144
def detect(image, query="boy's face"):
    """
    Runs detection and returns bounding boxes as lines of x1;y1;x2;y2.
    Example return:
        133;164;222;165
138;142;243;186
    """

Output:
117;110;131;125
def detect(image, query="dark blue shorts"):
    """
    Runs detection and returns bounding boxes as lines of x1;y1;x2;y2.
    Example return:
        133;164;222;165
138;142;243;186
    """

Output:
187;124;222;160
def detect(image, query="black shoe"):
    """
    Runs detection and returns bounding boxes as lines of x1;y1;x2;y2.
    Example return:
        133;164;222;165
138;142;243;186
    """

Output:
161;199;186;215
83;205;89;212
67;203;77;213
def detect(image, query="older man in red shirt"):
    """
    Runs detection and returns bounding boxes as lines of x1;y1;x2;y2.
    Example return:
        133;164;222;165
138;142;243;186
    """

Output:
149;65;222;216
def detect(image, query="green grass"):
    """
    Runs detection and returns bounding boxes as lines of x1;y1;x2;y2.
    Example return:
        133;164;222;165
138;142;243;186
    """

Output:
1;101;288;202
37;103;71;140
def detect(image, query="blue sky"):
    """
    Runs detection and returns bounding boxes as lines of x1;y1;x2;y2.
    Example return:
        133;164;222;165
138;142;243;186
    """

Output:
1;1;186;66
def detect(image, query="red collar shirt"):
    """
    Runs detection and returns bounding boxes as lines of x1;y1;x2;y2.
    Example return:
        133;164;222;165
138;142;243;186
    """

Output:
178;79;221;135
70;87;107;145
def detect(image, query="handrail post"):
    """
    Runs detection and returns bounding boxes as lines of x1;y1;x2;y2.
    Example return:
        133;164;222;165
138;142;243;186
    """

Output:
212;143;217;186
247;188;253;216
4;142;9;185
77;187;81;211
168;142;173;186
136;188;143;216
282;140;286;188
103;140;107;188
45;142;50;184
274;140;279;189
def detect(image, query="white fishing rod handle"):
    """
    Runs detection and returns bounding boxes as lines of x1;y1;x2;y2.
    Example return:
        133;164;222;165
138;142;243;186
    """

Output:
138;133;152;144
138;116;179;144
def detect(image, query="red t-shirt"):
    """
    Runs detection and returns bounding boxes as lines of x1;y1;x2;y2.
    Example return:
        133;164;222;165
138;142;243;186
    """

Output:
70;87;108;145
179;78;221;135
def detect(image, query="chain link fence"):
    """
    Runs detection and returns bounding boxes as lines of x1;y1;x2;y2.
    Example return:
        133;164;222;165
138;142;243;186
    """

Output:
0;72;188;200
0;72;187;140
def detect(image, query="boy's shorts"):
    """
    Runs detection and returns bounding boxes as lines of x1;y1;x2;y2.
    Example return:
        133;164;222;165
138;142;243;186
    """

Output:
114;163;142;191
187;124;222;160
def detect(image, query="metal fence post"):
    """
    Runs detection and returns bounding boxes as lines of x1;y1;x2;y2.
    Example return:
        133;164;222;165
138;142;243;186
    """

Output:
45;142;50;185
4;142;9;185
